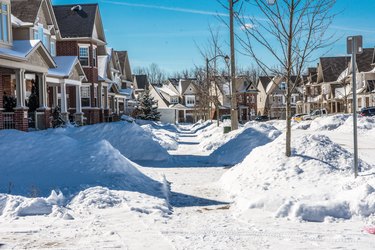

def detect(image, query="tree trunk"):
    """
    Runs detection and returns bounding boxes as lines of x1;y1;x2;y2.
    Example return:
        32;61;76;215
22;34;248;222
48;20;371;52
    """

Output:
285;0;295;157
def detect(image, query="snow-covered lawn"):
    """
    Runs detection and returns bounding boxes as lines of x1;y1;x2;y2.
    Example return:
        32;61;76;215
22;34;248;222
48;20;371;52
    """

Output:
0;116;375;249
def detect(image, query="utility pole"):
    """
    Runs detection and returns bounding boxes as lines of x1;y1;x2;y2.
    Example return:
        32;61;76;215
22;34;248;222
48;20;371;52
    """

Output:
347;35;362;178
229;0;239;130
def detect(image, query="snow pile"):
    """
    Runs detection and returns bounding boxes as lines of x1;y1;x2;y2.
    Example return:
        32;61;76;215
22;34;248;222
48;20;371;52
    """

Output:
209;122;281;165
338;116;375;132
52;121;170;162
222;133;375;222
0;190;64;217
141;124;179;150
69;187;170;217
0;129;163;197
309;114;350;131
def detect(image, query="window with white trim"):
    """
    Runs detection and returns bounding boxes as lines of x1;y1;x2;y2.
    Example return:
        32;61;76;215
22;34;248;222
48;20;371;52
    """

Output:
185;95;195;106
81;86;91;107
79;46;89;66
170;97;179;104
0;3;10;43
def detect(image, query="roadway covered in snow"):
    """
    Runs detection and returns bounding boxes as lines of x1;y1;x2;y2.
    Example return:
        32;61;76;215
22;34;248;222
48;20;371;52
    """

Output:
0;117;374;249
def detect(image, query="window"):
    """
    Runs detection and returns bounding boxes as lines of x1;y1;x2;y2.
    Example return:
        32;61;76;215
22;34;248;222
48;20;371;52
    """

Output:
50;41;56;57
0;3;9;43
185;95;195;106
81;86;91;107
79;46;89;66
279;82;287;90
93;48;97;67
171;97;179;104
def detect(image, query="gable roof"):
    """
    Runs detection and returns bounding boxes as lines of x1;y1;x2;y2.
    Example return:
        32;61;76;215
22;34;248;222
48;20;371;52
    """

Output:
356;48;374;72
48;56;86;81
53;4;105;42
11;0;43;23
258;76;273;90
115;51;132;81
133;75;149;90
0;40;56;67
320;56;350;83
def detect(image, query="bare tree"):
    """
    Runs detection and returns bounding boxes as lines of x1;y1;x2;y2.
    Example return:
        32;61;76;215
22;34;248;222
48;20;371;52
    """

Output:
133;63;166;85
236;0;337;157
196;25;230;124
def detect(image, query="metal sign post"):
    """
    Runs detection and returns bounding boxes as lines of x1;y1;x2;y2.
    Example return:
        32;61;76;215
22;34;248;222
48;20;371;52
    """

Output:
347;35;363;178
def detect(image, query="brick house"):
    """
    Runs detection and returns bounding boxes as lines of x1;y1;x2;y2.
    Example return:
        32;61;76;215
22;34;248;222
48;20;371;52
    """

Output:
210;76;258;122
0;0;87;131
53;3;107;125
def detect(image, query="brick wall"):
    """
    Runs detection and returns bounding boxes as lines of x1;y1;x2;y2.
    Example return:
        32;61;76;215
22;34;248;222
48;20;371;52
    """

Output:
14;108;28;131
57;41;78;56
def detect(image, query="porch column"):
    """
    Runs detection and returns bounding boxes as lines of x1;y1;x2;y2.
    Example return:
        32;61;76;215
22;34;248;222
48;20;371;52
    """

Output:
104;86;109;109
75;85;83;124
60;83;69;122
15;69;26;108
52;86;58;108
15;69;28;131
98;83;103;109
184;110;186;122
116;97;119;115
38;73;48;109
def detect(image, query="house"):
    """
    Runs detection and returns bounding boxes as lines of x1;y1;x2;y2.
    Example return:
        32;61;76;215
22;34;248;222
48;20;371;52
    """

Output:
235;77;258;122
210;76;258;122
53;3;107;125
149;78;201;123
257;75;303;119
0;0;86;131
256;76;274;116
334;48;375;112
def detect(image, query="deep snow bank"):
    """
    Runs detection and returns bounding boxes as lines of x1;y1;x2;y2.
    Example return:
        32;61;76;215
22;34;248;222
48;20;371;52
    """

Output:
141;124;179;150
0;129;162;197
222;133;375;222
51;121;170;162
209;122;281;165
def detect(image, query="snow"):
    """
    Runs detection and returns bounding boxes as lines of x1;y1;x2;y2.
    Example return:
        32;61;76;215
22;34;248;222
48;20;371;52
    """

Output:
49;121;170;163
0;40;40;59
1;116;375;248
48;56;79;77
221;123;375;222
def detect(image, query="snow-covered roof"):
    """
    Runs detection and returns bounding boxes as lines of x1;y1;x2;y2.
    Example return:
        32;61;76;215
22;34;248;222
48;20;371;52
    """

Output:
119;88;133;96
11;14;33;27
48;56;79;77
0;40;40;60
157;85;179;97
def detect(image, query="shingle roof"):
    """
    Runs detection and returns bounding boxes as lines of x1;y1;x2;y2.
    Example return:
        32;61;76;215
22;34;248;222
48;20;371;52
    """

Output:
53;4;98;38
258;76;273;90
11;0;42;23
356;48;374;72
134;75;149;90
307;67;318;83
320;56;350;83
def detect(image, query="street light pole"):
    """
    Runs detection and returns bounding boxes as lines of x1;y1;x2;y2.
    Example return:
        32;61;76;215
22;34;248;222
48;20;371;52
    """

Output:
347;35;362;178
229;0;239;130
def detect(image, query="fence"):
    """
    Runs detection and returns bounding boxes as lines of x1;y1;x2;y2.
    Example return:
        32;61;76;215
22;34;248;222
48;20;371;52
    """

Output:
3;112;15;129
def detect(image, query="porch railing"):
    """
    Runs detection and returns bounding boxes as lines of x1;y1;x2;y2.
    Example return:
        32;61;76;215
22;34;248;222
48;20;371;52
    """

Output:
3;112;15;129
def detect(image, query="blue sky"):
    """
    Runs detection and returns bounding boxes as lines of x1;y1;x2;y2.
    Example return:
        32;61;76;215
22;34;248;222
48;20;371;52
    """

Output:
52;0;375;74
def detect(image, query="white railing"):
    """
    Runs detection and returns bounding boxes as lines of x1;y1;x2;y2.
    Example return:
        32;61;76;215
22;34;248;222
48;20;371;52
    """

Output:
3;112;15;129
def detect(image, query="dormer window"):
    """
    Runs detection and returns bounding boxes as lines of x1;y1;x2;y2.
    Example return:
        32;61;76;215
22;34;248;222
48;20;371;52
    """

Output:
171;97;179;104
0;3;10;43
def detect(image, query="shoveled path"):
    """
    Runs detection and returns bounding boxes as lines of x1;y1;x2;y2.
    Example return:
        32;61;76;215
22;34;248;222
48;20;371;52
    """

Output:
141;124;375;250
